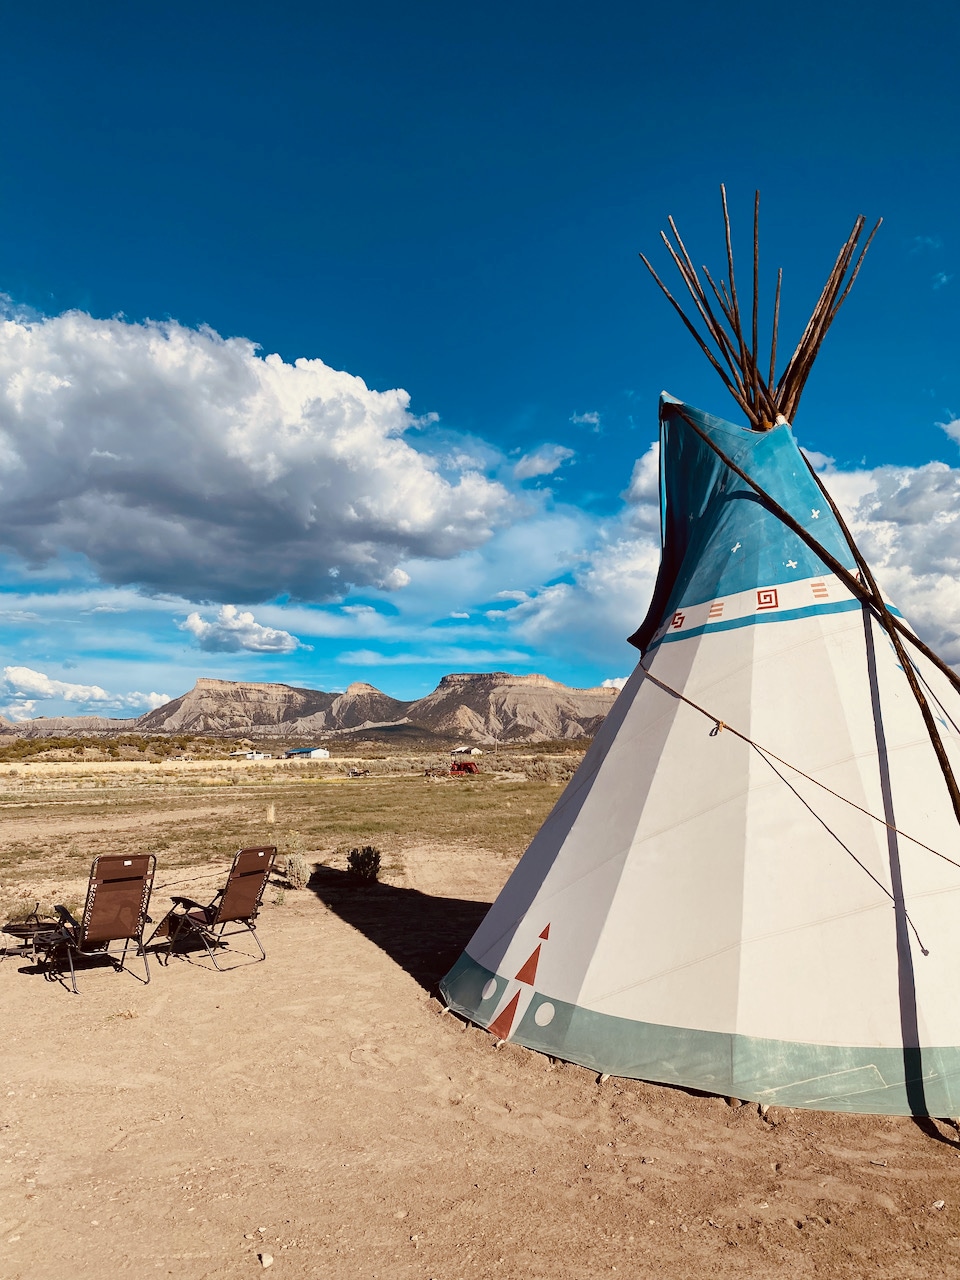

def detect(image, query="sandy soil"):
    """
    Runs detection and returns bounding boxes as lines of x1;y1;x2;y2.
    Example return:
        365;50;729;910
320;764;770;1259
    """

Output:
4;841;960;1278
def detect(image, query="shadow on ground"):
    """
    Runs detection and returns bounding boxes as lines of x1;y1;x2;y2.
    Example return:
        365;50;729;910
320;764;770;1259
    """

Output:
308;866;489;993
912;1115;960;1148
310;869;960;1145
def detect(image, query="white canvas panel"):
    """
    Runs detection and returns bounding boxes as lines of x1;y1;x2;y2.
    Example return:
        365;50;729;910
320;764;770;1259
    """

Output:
465;664;677;976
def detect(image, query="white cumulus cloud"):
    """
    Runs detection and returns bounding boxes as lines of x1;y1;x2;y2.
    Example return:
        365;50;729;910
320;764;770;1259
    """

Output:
601;676;628;690
5;665;113;702
0;698;37;722
486;442;664;661
2;665;167;712
480;437;960;673
138;692;170;710
622;443;661;508
180;604;306;653
0;309;513;603
513;444;575;481
825;460;960;664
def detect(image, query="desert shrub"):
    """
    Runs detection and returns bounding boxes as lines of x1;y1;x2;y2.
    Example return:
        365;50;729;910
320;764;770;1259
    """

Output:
525;758;579;784
346;845;381;884
5;899;43;923
285;852;311;890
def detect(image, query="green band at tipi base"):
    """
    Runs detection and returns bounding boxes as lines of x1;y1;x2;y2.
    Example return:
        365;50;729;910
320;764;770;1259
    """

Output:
442;953;960;1117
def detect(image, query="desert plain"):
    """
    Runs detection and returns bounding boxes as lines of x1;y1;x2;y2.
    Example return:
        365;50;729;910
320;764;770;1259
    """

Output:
3;752;960;1279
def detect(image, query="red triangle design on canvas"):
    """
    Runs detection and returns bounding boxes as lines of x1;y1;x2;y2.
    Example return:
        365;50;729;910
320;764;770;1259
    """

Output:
515;945;541;985
539;923;551;940
487;990;521;1041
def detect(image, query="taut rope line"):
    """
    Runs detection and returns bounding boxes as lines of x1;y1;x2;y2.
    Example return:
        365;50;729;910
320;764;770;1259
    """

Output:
641;667;960;874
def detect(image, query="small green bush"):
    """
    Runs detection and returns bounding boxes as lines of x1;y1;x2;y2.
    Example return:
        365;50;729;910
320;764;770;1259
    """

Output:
346;845;381;885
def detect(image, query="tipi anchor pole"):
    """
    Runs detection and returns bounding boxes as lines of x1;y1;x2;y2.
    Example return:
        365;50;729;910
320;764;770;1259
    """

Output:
638;251;757;425
667;404;960;694
801;452;960;834
672;406;960;834
666;407;879;618
799;446;955;682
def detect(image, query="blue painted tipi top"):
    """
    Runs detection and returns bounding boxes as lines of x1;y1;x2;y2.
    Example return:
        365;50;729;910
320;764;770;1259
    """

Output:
629;395;859;652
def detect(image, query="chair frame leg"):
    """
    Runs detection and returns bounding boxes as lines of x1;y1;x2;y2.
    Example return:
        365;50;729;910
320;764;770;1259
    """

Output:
134;931;151;985
109;932;151;985
170;918;267;970
58;933;151;994
200;927;224;970
247;924;267;962
207;921;267;968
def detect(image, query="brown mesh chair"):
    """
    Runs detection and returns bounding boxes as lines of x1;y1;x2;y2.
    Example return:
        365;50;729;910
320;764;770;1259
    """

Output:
165;846;276;970
37;854;156;994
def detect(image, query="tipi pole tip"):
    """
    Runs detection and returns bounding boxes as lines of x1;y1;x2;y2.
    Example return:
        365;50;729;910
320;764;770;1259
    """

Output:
641;189;881;427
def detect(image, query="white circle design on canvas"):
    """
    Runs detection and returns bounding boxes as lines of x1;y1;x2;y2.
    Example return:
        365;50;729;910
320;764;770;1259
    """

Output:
481;979;498;1001
534;1002;555;1027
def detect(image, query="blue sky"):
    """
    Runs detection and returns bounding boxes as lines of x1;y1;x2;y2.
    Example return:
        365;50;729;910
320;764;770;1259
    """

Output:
2;0;960;718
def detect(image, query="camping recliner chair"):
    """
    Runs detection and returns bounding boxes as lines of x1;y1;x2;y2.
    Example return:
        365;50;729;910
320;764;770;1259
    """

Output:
37;854;156;994
164;846;276;970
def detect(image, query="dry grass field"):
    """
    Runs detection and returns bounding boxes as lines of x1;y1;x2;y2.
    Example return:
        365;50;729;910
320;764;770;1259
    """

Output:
4;754;960;1279
0;753;564;922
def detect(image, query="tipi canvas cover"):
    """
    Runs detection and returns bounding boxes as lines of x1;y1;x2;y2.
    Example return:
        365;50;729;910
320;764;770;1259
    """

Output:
442;198;960;1116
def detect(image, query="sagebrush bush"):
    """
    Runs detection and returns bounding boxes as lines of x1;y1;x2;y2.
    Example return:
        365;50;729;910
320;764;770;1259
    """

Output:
5;900;44;923
285;852;310;890
525;758;578;784
346;845;381;884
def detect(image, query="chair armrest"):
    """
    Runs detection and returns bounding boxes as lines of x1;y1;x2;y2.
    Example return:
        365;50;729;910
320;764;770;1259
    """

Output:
54;904;81;932
170;895;205;911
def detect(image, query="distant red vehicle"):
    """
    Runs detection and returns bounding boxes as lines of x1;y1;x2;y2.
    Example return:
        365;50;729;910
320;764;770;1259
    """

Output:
450;760;480;776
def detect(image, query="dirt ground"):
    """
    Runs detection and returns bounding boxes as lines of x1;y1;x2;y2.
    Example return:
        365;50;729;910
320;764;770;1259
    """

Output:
3;765;960;1279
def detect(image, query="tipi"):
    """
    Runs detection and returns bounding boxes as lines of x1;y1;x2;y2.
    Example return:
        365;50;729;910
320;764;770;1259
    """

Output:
441;191;960;1116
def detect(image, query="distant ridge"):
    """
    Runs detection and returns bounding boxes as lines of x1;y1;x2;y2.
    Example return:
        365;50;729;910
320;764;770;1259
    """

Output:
404;672;615;741
3;672;619;743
